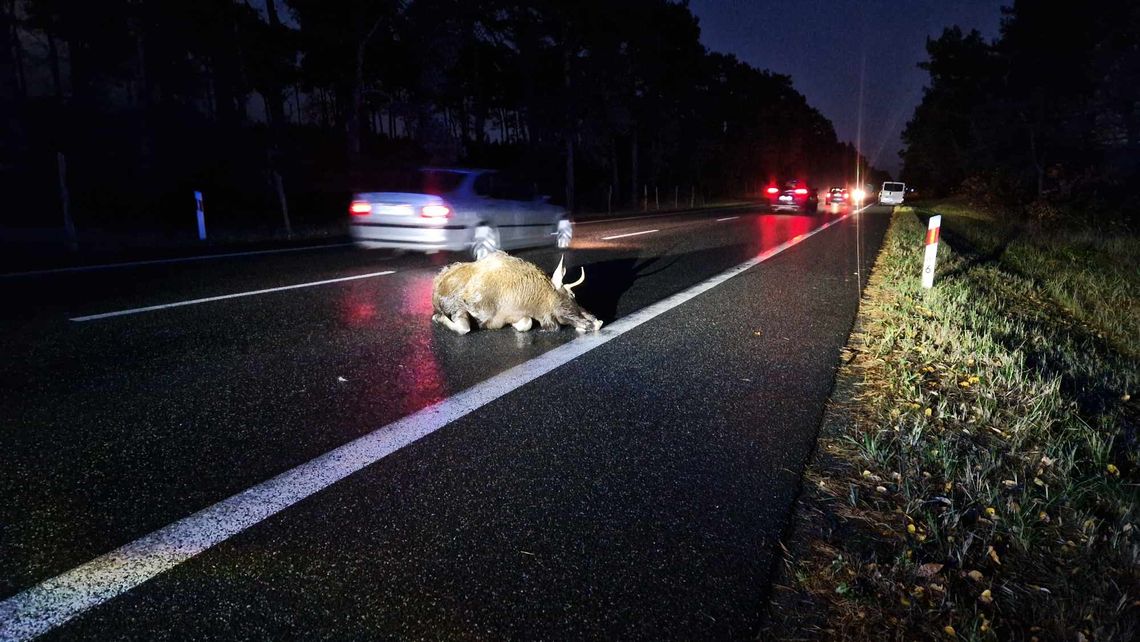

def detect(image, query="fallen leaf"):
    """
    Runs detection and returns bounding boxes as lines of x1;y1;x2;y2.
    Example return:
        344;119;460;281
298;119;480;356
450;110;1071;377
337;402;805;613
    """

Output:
917;563;944;578
978;589;993;605
944;625;956;636
987;546;1001;565
967;570;984;582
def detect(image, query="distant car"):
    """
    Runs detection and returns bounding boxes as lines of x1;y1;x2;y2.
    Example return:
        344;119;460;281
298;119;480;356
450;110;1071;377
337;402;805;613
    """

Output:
349;168;572;260
879;181;906;205
764;179;820;213
826;187;850;205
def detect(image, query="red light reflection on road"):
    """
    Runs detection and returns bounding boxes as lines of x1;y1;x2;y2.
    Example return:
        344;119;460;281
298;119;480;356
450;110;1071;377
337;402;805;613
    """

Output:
753;212;816;253
393;273;446;412
335;273;447;415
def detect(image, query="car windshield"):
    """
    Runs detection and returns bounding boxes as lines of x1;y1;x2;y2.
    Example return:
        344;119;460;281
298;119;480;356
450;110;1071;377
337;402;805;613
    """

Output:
884;182;905;191
373;169;466;195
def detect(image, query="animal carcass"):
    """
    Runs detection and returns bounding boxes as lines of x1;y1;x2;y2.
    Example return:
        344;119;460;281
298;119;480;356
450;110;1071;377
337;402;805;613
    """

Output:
431;252;603;334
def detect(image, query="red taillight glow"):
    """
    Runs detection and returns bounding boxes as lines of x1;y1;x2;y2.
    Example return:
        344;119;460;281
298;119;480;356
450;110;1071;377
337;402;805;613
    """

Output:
349;201;372;216
766;187;779;195
794;188;808;195
420;204;451;218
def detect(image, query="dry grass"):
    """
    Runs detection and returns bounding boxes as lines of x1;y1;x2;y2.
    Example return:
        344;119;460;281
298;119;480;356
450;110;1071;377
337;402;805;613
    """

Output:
764;204;1139;641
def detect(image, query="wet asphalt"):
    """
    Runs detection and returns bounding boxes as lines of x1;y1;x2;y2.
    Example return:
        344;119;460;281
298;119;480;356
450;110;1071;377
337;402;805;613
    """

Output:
0;204;891;640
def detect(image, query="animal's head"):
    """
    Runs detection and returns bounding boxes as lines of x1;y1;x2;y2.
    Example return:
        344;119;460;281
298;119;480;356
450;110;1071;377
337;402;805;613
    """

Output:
550;255;603;332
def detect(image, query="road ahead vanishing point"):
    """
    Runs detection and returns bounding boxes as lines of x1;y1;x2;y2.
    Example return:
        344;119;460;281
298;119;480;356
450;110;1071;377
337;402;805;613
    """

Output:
1;205;890;640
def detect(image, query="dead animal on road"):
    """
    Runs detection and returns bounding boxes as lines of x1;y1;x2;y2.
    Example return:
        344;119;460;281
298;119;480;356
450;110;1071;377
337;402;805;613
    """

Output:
431;252;603;335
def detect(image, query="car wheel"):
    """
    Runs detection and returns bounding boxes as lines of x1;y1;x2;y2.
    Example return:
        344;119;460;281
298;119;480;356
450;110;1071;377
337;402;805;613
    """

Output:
555;219;573;249
471;224;500;260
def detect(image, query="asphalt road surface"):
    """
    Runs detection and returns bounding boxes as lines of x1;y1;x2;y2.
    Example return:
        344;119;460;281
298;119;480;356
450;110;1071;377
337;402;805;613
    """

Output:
0;204;892;640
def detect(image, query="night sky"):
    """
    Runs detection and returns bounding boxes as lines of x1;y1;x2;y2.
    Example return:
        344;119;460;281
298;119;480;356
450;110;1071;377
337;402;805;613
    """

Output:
687;0;1008;176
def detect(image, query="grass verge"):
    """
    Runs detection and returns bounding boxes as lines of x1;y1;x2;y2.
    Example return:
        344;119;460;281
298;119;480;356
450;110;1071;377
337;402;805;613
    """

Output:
763;202;1139;640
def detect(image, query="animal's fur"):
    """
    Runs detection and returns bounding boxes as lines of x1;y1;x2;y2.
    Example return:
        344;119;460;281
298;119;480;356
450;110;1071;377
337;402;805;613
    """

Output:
431;251;602;334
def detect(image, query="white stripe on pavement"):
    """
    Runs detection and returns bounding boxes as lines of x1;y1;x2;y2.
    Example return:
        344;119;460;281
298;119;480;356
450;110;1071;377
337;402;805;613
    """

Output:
1;243;354;279
600;229;659;240
0;206;865;641
574;204;756;226
716;216;739;221
70;271;397;322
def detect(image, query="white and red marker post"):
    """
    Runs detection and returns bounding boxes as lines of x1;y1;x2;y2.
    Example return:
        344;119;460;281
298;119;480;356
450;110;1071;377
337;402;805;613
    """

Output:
921;215;942;289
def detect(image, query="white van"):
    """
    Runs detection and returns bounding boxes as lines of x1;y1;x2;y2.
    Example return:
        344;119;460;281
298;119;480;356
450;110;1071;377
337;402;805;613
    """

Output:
879;181;905;205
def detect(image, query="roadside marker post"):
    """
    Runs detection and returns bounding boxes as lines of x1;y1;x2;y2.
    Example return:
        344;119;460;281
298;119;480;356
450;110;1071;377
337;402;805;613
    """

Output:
195;191;206;240
57;152;77;251
922;215;941;289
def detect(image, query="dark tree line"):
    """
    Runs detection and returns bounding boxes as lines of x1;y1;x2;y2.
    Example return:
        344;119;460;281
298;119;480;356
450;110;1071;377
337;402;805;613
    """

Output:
1;0;872;239
900;0;1140;223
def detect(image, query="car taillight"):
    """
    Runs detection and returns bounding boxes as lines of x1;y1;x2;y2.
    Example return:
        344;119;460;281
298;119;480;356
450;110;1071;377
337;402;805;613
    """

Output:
420;204;451;218
766;187;779;195
349;201;372;216
794;188;808;195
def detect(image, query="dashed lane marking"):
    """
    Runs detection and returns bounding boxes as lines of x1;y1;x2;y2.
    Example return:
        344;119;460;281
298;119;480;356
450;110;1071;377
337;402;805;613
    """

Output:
70;271;397;322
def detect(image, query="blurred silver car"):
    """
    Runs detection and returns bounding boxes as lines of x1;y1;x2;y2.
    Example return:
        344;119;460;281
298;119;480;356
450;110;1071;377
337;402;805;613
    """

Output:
349;168;572;259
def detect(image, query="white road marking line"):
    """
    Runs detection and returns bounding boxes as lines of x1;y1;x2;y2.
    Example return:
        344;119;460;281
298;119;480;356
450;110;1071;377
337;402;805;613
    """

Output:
69;271;397;322
0;207;865;642
601;229;659;240
574;203;757;226
716;216;740;221
1;243;355;279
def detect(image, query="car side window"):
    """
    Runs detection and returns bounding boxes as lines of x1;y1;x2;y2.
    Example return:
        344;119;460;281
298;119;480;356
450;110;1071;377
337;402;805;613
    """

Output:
473;173;496;198
489;174;535;201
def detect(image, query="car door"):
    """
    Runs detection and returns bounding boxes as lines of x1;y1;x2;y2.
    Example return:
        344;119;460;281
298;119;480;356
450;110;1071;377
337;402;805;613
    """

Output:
472;172;519;244
485;173;528;247
511;179;552;247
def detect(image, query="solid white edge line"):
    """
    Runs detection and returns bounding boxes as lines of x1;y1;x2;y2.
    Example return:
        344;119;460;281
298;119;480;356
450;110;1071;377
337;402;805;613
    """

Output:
1;243;354;279
69;271;397;322
0;206;866;641
600;229;659;241
716;216;740;221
